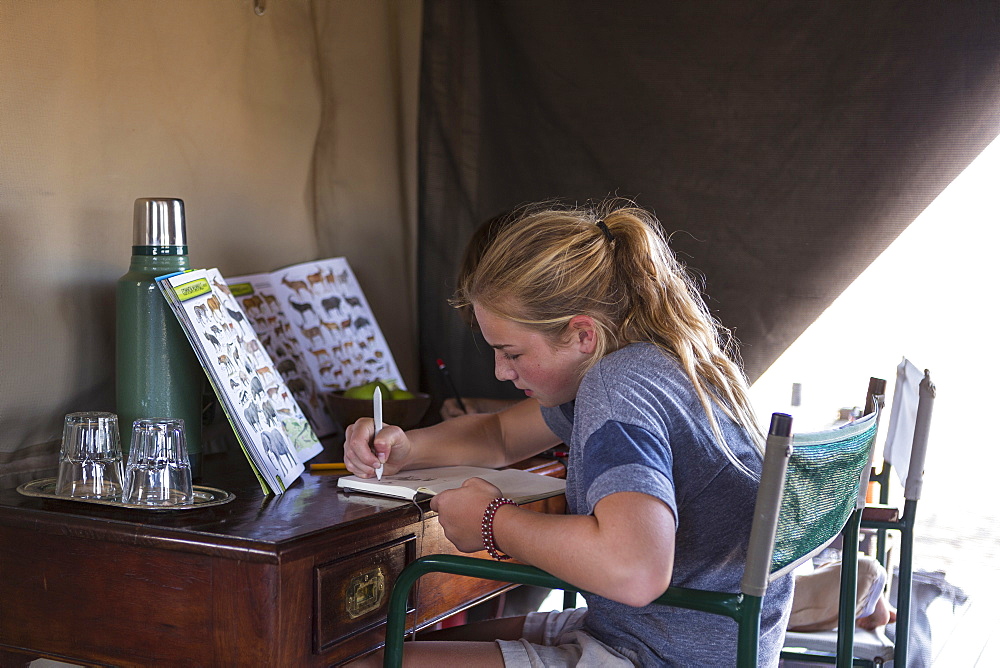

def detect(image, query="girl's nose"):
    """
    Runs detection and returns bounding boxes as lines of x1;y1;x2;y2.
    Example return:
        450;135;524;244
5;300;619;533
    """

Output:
494;355;517;382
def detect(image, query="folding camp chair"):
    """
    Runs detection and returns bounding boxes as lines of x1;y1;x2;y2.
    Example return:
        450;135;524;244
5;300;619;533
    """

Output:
782;361;935;667
380;408;881;667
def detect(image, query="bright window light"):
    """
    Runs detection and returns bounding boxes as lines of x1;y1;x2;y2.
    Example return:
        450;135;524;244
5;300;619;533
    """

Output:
749;133;1000;582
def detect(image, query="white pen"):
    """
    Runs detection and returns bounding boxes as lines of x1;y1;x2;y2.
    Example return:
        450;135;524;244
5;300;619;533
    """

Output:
373;385;383;480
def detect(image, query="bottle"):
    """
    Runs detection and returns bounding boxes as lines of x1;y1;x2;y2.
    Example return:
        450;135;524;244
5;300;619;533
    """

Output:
116;198;204;477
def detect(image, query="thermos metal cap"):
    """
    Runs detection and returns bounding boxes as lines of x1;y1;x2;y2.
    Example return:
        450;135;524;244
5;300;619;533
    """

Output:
133;198;186;247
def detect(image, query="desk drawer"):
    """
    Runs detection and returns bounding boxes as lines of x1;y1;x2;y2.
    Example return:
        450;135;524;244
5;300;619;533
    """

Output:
314;535;416;652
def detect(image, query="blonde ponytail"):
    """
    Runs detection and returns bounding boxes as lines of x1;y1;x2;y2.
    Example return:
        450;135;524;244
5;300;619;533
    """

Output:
452;200;762;450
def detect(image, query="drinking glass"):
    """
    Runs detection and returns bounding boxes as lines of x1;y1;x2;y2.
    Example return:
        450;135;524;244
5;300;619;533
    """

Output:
55;412;124;499
122;418;194;506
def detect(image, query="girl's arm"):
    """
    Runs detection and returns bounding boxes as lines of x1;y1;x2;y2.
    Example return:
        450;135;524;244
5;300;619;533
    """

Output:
439;396;521;420
343;398;561;478
432;482;676;608
502;492;676;606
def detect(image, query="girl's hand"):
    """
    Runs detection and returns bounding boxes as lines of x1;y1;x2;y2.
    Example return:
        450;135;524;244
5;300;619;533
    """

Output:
439;397;470;420
343;418;410;478
430;477;505;553
439;397;522;420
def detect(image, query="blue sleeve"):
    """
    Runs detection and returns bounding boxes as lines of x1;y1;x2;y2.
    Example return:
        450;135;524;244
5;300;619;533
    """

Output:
581;420;678;526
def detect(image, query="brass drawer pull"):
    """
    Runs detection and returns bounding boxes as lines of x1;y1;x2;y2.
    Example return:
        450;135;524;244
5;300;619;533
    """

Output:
345;566;386;619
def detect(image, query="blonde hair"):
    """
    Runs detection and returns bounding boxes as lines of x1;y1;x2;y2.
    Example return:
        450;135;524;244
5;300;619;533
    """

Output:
452;200;762;450
454;208;523;327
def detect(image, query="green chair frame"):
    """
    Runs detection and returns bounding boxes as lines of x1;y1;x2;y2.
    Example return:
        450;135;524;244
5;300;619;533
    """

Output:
865;367;934;668
782;369;935;668
381;407;881;667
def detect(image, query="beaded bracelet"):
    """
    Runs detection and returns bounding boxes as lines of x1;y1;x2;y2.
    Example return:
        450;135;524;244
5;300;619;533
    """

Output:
482;497;516;560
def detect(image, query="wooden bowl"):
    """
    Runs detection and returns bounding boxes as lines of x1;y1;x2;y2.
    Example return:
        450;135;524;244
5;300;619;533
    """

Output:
324;392;432;431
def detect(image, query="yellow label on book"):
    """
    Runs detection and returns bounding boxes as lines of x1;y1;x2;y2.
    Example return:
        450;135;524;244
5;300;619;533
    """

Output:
228;282;255;297
173;277;212;301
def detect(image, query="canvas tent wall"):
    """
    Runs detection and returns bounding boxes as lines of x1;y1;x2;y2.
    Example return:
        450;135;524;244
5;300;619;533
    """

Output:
2;1;998;487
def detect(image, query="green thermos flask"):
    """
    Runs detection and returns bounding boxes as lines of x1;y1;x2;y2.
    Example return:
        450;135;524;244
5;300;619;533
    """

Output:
116;198;204;475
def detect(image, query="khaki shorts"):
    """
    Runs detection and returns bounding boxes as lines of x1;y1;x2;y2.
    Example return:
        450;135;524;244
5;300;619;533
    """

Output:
496;608;638;667
788;555;888;632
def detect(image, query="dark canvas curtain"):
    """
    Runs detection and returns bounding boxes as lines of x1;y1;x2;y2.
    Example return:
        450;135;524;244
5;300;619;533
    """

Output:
417;1;1000;408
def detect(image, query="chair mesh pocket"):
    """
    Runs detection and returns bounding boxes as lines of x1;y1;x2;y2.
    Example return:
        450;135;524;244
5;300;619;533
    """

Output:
771;422;877;575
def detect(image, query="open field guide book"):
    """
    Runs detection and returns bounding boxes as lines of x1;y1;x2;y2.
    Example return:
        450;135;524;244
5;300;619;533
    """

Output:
337;466;567;503
226;257;405;438
157;268;323;495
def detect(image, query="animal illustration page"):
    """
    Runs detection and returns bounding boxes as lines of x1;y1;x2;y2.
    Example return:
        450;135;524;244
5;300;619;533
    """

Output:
226;257;404;437
157;268;322;495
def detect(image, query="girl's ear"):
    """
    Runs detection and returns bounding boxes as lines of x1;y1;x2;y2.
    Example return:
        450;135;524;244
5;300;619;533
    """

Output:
567;315;598;354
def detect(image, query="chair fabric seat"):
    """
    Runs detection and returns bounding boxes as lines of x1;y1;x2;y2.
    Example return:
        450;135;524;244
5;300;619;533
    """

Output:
784;628;894;663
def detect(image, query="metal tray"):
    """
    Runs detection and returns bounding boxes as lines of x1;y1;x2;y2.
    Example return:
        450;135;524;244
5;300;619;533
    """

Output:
16;478;235;511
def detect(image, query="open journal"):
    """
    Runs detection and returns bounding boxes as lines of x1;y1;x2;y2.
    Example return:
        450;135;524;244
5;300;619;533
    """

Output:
157;268;323;495
337;466;567;503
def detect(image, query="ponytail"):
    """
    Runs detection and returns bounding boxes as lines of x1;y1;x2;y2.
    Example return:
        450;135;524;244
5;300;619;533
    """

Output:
453;200;762;449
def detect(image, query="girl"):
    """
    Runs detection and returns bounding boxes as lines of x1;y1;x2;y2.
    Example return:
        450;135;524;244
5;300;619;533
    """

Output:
344;202;793;666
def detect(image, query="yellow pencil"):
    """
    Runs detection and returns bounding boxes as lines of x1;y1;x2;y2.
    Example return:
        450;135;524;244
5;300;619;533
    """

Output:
309;462;348;471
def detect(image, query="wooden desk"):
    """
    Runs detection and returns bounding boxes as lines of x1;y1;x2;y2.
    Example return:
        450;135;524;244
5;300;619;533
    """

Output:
0;454;564;667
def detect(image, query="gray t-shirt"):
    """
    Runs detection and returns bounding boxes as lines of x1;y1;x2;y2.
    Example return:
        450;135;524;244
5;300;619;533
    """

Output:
541;343;792;666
